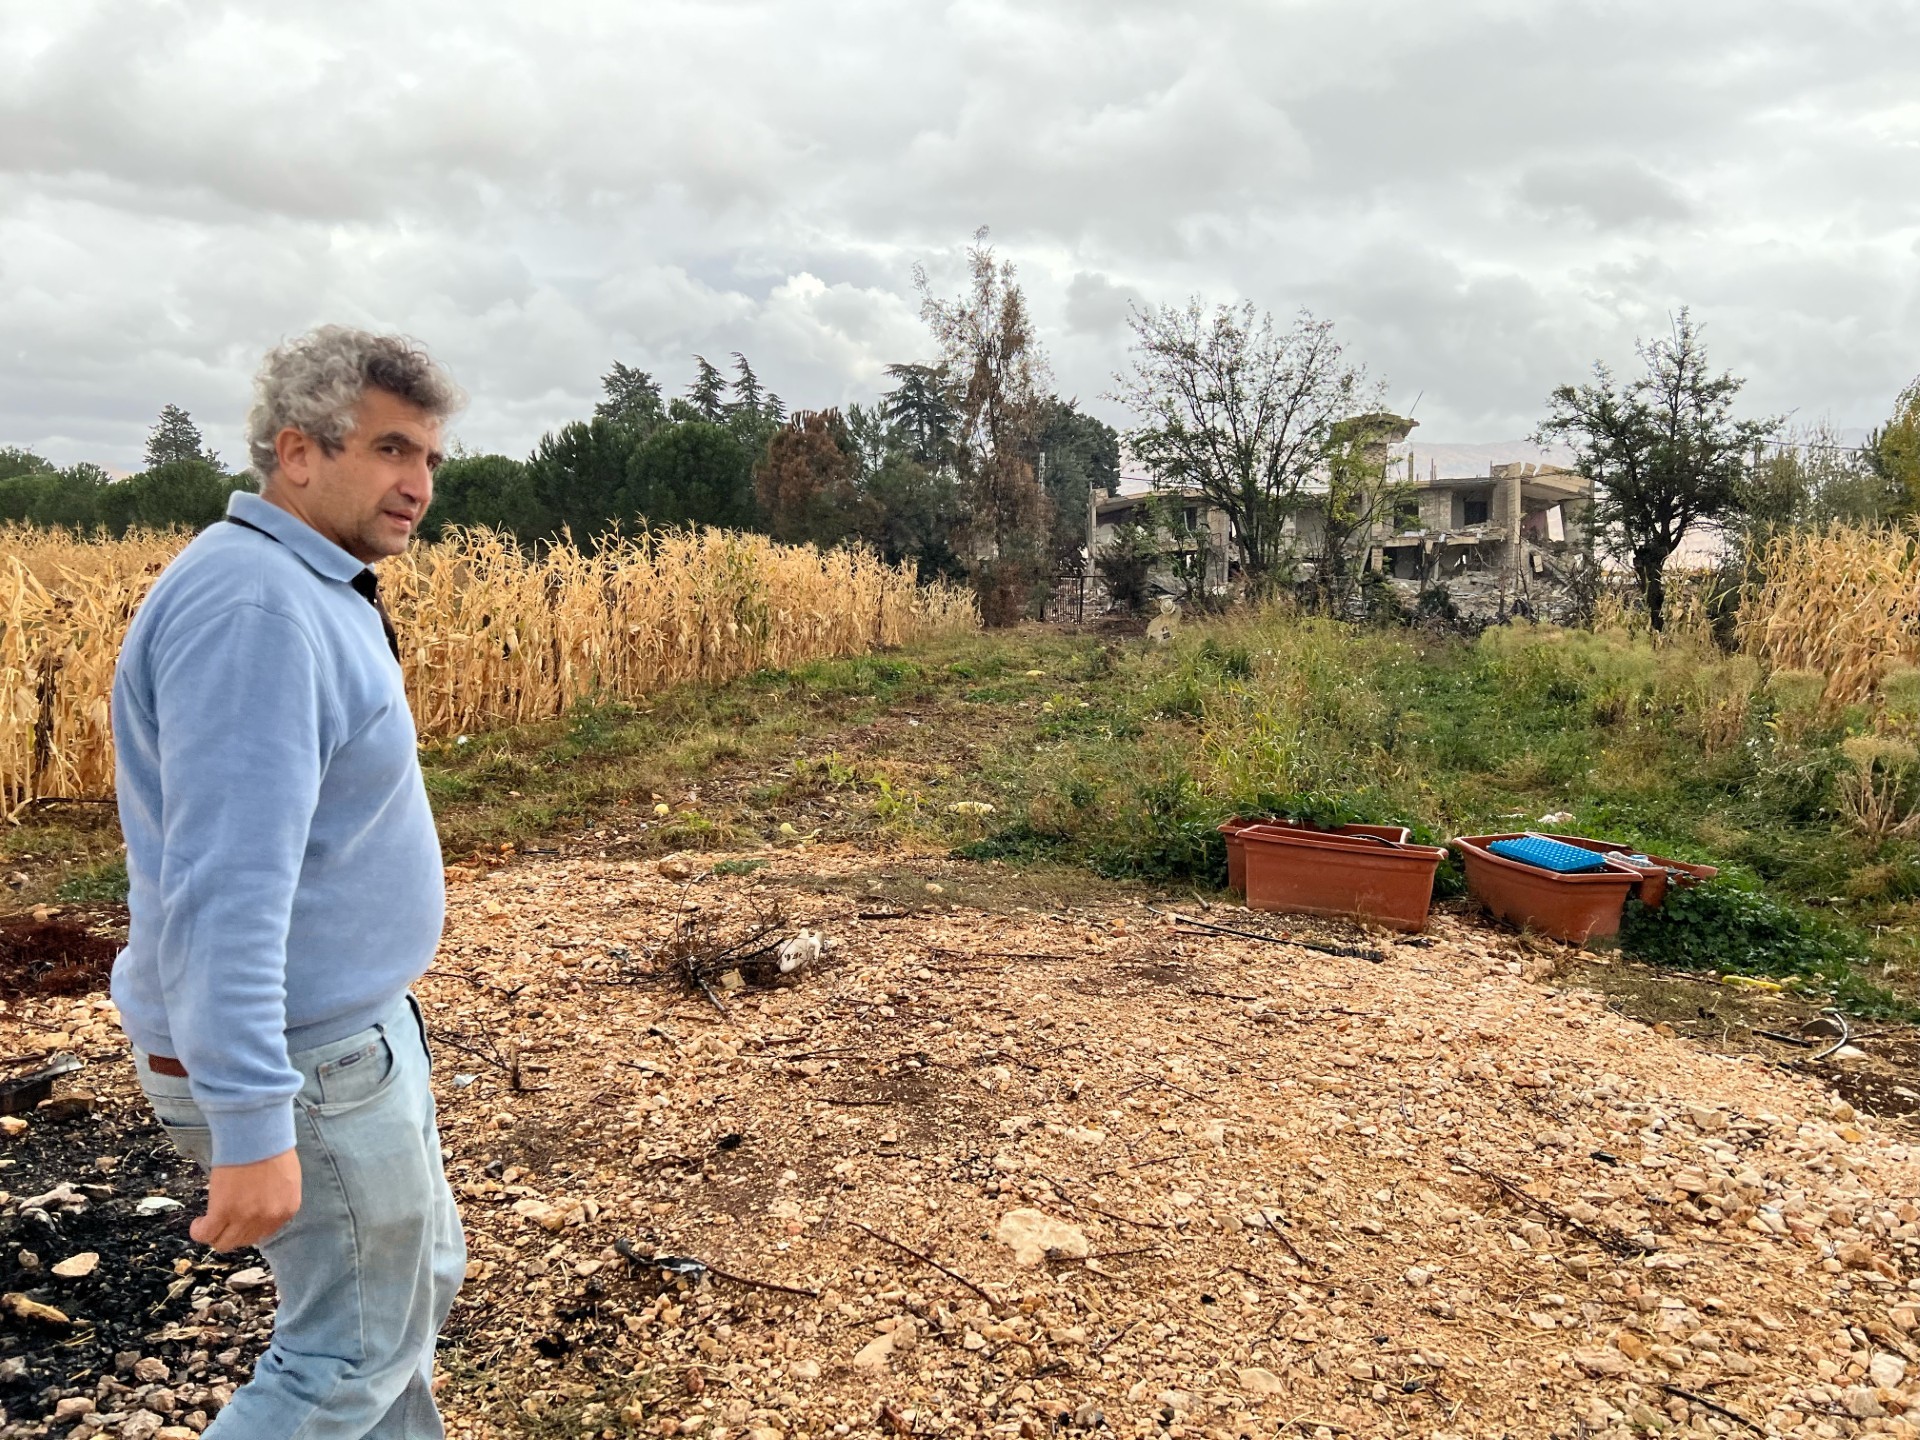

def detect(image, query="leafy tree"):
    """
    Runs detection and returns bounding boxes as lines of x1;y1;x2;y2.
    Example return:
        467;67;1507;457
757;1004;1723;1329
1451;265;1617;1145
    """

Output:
100;459;251;537
0;446;55;482
0;473;63;525
0;457;102;529
1035;399;1120;567
524;419;645;546
594;362;666;431
1095;520;1161;613
420;454;545;541
1114;300;1375;592
630;420;758;531
859;451;965;578
880;363;959;467
831;400;966;577
1308;412;1418;610
754;410;863;547
915;228;1054;625
34;464;113;530
683;355;729;424
1741;422;1898;538
1866;375;1920;516
145;404;221;470
1537;310;1777;630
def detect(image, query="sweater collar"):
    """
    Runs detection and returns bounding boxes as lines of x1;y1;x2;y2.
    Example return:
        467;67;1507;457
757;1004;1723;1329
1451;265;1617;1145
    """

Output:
226;490;369;585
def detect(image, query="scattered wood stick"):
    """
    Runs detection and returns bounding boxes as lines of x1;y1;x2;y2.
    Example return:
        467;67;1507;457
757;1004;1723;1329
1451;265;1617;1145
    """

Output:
1223;1263;1283;1288
691;971;730;1016
846;1221;995;1306
927;947;1077;961
424;968;530;1000
1038;1175;1170;1232
1751;1029;1814;1048
1247;1210;1321;1271
1146;904;1387;962
1661;1384;1765;1436
1088;1247;1163;1262
1187;987;1261;1002
1142;1072;1215;1104
1091;1148;1199;1180
613;1239;819;1299
1458;1161;1648;1256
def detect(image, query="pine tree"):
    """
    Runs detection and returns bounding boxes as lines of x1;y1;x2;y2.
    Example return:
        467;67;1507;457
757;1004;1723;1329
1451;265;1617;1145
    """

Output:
594;362;664;429
729;353;765;419
145;404;220;470
686;356;729;423
880;364;959;466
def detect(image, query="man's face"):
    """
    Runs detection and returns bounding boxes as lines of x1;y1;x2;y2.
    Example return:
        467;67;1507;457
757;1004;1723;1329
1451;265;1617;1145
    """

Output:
276;388;442;563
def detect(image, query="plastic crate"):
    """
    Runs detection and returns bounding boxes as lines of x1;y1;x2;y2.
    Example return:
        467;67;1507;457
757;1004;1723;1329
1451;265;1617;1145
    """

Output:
1486;836;1613;874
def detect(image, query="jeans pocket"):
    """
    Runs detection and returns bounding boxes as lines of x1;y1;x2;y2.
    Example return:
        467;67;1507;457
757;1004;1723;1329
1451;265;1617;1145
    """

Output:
309;1035;398;1115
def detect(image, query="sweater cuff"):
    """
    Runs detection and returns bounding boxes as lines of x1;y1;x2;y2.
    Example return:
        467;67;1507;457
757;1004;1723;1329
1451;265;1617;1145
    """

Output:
206;1099;298;1168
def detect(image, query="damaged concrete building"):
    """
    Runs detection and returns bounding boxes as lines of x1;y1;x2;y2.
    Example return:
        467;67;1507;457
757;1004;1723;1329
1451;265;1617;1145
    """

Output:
1367;458;1592;614
1074;434;1591;618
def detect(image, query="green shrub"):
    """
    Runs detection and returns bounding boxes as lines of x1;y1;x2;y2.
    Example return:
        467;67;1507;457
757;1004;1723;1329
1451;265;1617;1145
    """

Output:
1619;880;1853;979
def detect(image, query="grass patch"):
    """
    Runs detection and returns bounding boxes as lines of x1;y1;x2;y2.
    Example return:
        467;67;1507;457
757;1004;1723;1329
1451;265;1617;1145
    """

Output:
5;605;1914;1016
57;857;128;905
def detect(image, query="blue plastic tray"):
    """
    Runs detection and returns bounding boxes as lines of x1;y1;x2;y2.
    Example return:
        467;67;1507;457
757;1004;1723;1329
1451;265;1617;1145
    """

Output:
1486;836;1613;874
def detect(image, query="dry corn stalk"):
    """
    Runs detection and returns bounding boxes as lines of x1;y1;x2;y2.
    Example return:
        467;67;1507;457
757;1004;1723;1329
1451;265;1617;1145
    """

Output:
1740;523;1920;708
0;524;977;809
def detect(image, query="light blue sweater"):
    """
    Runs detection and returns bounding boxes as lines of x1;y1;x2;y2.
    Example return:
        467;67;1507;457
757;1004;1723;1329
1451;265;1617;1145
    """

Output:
112;491;445;1166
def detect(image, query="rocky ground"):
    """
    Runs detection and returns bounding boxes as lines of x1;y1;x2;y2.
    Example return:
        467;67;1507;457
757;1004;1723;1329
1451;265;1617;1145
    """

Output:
2;842;1918;1440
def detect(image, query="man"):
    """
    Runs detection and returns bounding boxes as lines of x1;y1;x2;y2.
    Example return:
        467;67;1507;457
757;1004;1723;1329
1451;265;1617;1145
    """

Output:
112;326;467;1438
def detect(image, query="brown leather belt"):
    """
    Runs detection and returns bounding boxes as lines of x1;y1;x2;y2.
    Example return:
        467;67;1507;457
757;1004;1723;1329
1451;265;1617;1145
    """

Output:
146;1055;189;1079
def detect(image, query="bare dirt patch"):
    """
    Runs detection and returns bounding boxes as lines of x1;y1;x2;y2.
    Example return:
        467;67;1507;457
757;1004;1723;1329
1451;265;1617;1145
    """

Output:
3;844;1917;1440
0;913;122;1001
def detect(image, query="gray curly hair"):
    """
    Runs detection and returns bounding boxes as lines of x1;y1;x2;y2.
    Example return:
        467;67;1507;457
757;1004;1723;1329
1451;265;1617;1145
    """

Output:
246;325;465;481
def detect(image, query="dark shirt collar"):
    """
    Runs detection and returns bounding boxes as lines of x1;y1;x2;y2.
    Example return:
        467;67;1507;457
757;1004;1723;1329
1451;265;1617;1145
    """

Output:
226;490;367;586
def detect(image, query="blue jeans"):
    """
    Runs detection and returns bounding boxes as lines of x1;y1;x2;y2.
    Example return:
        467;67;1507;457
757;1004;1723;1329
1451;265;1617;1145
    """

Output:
134;995;466;1439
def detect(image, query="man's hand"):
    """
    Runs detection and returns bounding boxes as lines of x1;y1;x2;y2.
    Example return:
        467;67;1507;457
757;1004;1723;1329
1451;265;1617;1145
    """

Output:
193;1150;302;1251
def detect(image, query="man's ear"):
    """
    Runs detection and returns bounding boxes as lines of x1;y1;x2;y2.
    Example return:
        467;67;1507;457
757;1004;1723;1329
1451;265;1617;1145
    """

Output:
273;426;314;488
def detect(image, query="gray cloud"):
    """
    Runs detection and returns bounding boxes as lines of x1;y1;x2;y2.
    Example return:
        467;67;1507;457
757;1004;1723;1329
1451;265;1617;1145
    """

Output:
1063;273;1144;338
2;0;1916;470
1516;160;1696;229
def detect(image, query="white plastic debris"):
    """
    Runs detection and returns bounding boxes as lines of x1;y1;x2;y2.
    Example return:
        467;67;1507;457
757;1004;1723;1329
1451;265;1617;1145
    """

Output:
778;928;823;975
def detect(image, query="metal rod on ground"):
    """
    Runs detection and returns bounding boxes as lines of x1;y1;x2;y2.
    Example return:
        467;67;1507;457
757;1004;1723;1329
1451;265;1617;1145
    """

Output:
1805;1009;1852;1065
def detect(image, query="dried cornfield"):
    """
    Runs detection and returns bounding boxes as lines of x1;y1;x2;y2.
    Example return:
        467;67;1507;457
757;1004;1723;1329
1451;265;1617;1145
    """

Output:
1740;523;1920;706
0;525;977;809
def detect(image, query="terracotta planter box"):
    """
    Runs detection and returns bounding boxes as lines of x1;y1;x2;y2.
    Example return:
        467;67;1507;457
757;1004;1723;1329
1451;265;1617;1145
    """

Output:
1454;832;1655;944
1238;822;1444;932
1218;818;1261;895
1523;833;1719;909
1220;817;1412;896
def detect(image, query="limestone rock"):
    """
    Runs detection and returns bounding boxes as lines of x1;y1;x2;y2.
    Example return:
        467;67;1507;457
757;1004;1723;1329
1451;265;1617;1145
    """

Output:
2;1292;70;1326
994;1208;1089;1266
1573;1348;1629;1377
1868;1353;1906;1389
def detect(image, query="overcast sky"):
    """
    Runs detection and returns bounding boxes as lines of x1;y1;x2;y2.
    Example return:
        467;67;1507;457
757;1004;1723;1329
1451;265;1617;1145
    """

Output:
4;0;1916;473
